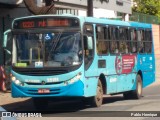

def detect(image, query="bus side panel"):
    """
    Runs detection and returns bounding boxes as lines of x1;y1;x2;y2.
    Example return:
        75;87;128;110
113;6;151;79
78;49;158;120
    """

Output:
84;77;98;97
137;54;155;88
116;73;137;93
106;75;117;94
97;56;117;94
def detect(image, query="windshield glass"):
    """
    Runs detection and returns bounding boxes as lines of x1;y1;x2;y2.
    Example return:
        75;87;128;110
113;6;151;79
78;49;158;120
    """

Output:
12;31;82;68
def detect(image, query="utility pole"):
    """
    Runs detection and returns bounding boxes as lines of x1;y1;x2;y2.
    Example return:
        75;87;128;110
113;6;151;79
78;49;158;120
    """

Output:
45;0;53;6
87;0;93;17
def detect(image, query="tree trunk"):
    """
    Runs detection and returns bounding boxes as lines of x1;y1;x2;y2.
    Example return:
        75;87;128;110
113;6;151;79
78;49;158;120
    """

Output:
45;0;53;6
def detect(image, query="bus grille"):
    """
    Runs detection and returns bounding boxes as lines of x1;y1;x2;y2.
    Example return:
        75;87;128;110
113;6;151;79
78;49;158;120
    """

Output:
12;65;80;76
13;69;68;76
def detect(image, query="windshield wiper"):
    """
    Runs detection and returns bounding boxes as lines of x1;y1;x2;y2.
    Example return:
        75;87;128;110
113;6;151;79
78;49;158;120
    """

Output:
48;32;62;59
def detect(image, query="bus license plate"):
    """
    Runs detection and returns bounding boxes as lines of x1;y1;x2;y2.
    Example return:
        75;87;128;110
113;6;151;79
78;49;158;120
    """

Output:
38;89;50;93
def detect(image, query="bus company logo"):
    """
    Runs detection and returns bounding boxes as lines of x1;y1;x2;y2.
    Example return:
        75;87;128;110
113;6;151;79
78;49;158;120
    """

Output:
41;81;46;85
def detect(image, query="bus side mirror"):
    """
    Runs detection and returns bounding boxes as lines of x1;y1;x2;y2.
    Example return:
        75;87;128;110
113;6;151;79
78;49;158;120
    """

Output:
3;29;11;48
83;35;93;50
4;48;11;55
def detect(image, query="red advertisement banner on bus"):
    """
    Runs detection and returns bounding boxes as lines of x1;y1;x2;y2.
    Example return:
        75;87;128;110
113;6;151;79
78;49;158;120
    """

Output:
115;55;137;74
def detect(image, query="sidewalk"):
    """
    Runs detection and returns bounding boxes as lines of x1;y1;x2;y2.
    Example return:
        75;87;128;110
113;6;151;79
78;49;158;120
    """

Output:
0;91;29;106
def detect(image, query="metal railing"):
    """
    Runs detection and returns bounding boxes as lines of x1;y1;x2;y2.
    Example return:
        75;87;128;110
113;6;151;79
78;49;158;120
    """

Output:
130;12;159;24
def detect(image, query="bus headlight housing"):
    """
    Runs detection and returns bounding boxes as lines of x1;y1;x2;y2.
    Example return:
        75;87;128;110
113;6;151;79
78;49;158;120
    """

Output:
11;75;23;86
64;72;82;85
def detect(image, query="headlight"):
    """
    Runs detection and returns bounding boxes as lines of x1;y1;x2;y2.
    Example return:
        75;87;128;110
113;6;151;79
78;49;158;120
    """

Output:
11;75;23;86
64;72;82;85
15;80;21;85
11;76;16;81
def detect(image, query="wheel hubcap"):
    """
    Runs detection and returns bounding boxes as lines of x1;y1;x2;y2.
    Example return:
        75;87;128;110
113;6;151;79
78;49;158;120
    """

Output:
97;85;102;102
137;81;142;95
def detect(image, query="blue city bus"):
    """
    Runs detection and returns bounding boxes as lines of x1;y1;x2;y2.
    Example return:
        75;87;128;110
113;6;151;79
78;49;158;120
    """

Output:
7;14;155;109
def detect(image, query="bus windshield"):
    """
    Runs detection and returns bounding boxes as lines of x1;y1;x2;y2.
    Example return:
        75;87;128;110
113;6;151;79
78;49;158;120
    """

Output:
12;31;82;68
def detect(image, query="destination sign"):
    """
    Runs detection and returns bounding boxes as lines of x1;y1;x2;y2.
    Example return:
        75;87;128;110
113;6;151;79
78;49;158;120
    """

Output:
13;17;80;29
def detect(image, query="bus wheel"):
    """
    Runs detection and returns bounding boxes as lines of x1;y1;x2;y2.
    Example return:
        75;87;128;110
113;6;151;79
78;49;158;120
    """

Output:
133;74;142;99
32;98;48;110
123;92;132;99
123;74;142;99
91;80;103;107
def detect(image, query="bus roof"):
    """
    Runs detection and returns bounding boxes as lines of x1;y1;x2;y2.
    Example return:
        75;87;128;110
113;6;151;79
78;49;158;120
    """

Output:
83;17;130;27
83;17;152;29
12;14;152;29
129;21;152;29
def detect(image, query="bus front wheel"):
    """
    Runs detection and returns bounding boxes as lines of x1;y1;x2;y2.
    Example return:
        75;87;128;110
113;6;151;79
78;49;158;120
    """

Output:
90;80;103;107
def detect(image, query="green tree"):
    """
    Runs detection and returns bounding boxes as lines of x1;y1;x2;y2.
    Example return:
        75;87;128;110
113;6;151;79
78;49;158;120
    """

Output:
132;0;160;19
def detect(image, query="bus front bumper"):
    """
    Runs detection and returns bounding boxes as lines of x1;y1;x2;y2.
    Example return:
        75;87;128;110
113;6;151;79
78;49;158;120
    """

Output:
11;80;84;97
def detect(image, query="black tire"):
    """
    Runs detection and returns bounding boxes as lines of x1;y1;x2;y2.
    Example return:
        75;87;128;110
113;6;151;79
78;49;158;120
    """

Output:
132;74;142;99
123;91;132;99
90;80;103;107
32;98;48;110
123;74;142;99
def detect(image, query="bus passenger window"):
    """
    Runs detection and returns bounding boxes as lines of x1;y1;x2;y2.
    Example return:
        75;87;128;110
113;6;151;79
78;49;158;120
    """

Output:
119;28;125;40
137;30;144;53
84;24;93;35
130;29;137;53
108;26;119;54
83;24;94;70
119;41;128;54
97;41;108;54
144;30;152;53
96;25;108;54
110;41;119;54
83;35;94;69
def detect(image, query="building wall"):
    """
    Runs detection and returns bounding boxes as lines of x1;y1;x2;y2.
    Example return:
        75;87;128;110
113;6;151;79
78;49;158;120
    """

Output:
0;5;31;65
152;25;160;78
78;8;117;18
58;0;132;14
0;6;31;40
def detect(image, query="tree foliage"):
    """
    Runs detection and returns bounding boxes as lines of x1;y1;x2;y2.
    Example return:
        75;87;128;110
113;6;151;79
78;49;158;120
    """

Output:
132;0;160;18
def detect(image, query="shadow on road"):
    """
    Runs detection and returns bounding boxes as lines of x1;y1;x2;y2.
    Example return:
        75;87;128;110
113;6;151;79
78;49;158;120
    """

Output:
2;95;126;114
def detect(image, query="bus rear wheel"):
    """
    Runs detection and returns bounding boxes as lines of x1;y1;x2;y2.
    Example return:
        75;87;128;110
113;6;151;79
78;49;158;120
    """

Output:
123;74;142;99
90;80;103;107
132;74;142;99
32;98;48;110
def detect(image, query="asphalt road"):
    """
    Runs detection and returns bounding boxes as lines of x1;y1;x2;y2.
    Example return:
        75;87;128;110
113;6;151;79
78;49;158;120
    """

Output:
1;80;160;118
